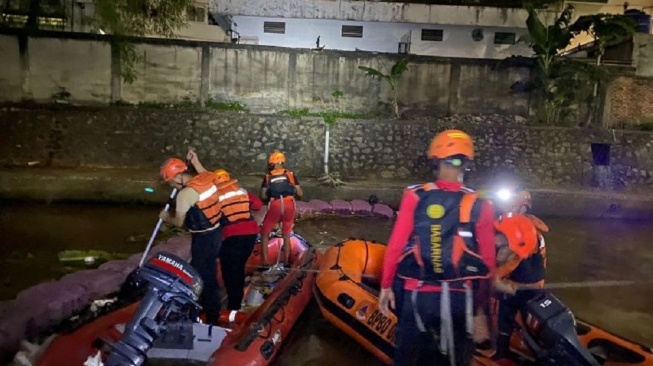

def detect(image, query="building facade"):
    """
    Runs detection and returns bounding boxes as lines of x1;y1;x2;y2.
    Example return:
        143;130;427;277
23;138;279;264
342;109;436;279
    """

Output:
0;0;228;42
211;0;560;59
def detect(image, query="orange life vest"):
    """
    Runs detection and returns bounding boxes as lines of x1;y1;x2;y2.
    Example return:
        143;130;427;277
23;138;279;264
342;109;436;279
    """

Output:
264;168;297;199
184;172;223;233
216;179;253;226
495;214;547;288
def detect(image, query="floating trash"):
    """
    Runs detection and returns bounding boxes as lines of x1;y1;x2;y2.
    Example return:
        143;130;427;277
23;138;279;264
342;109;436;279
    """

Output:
144;187;155;193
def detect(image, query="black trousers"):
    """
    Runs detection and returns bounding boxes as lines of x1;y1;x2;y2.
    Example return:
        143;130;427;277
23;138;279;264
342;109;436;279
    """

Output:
190;228;222;325
219;234;257;310
495;289;544;359
394;290;474;366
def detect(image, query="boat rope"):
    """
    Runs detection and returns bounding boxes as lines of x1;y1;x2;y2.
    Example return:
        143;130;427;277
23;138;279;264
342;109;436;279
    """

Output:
245;264;653;290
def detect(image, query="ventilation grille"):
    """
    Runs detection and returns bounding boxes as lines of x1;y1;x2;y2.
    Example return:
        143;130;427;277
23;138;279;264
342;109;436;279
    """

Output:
494;32;516;45
342;25;363;38
421;29;443;42
264;21;286;34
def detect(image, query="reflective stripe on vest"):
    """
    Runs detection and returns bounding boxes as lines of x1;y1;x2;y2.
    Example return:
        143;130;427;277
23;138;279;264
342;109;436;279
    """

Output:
266;169;296;199
185;172;223;231
217;180;253;225
397;183;489;283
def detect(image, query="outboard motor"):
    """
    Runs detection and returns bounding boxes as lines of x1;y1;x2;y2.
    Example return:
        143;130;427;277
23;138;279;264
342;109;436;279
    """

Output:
519;292;601;366
104;252;203;366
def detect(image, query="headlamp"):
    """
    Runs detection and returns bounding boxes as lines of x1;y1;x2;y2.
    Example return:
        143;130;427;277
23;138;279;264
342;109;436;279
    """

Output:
496;188;512;201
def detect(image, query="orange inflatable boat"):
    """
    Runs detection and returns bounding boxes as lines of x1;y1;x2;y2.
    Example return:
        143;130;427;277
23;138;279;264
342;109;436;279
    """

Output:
34;233;320;366
314;238;653;366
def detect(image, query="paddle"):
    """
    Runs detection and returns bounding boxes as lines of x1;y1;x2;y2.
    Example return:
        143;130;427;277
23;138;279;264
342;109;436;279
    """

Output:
137;157;191;267
138;187;180;267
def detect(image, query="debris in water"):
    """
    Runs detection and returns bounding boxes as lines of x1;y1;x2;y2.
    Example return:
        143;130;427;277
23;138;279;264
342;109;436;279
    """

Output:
144;187;154;193
57;250;130;265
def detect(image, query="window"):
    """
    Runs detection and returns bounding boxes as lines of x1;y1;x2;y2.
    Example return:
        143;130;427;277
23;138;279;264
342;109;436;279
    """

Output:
421;29;443;42
494;32;516;45
342;25;363;38
264;21;286;34
186;6;206;23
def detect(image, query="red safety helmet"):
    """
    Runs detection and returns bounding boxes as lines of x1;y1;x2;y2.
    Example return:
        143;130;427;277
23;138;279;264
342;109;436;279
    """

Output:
494;214;538;259
160;158;187;182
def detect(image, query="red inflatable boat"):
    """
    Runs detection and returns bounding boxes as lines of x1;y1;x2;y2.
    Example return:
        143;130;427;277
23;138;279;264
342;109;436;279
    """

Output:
34;233;320;366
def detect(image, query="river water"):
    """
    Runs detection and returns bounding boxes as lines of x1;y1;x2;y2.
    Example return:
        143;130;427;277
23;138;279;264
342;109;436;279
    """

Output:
1;201;652;365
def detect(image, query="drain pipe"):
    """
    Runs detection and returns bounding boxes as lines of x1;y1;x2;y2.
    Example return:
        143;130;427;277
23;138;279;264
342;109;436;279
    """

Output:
323;123;330;177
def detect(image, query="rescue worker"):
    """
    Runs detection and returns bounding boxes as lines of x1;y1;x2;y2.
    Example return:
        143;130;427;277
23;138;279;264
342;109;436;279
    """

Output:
259;151;303;266
159;157;223;324
490;186;547;364
186;150;263;311
379;129;496;366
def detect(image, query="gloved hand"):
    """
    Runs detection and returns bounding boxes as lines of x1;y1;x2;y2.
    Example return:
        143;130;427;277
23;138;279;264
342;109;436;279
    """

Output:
494;278;517;295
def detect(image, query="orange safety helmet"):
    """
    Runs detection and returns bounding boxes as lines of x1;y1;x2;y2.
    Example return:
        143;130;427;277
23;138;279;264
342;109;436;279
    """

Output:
214;169;231;183
494;214;538;259
268;151;286;165
428;129;474;160
160;158;187;182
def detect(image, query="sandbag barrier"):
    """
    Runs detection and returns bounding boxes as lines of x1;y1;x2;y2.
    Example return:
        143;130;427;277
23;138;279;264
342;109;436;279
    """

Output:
1;199;396;363
252;199;396;224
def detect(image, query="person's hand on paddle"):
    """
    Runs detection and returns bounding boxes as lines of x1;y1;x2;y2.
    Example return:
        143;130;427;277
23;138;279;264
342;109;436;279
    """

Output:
494;277;517;295
186;148;199;166
379;287;395;317
158;210;171;223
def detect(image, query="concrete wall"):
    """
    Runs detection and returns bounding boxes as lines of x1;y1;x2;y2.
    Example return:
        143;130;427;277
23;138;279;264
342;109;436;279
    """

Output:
632;33;653;77
229;16;532;58
0;31;533;116
2;108;653;189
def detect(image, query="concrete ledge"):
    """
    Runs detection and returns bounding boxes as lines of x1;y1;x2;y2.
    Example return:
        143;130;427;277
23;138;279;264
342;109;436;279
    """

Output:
1;167;653;220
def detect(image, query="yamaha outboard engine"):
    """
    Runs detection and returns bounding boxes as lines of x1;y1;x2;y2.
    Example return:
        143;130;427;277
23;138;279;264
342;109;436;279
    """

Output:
104;252;203;366
520;292;600;366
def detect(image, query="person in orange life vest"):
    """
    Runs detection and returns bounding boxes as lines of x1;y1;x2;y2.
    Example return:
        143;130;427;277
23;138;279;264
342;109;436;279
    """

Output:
490;188;547;363
379;129;496;366
186;150;264;310
158;157;224;324
259;151;303;266
493;184;549;243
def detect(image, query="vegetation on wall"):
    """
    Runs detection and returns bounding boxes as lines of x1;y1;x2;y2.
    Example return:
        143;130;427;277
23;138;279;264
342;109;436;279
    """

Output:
9;0;194;83
518;3;635;126
358;58;410;119
91;0;195;83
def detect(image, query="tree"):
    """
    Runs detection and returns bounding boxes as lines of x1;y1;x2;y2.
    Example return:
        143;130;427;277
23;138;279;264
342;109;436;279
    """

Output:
520;4;634;125
316;90;347;187
89;0;195;83
521;3;575;124
358;58;410;119
569;13;635;126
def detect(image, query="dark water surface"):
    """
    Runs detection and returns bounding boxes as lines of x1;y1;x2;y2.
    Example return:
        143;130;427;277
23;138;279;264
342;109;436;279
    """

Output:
1;201;652;365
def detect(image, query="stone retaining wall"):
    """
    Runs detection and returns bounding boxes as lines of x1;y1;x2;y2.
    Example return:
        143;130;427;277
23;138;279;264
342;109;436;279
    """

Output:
2;108;653;188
